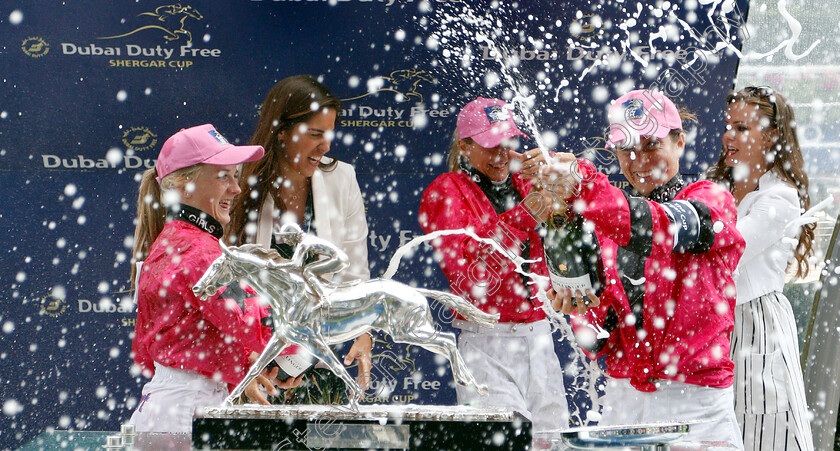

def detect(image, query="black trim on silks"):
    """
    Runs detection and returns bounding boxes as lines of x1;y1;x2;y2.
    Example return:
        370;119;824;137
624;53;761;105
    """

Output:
172;204;224;239
585;306;619;354
685;199;715;254
219;281;249;312
462;158;534;299
461;157;522;215
621;191;653;257
644;175;687;204
582;246;648;354
261;315;274;329
617;246;647;331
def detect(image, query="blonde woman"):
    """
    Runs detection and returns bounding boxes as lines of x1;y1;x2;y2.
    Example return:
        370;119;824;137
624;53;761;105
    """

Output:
128;125;300;433
418;97;569;432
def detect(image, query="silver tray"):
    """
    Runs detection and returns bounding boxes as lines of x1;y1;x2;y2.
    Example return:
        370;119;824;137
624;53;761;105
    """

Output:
558;421;690;448
200;403;518;422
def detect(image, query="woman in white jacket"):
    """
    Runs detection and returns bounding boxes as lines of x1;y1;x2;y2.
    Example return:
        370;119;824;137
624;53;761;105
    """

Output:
229;75;372;397
708;87;815;451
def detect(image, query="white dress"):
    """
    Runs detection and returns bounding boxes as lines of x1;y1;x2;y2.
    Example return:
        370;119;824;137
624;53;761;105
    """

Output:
731;171;814;451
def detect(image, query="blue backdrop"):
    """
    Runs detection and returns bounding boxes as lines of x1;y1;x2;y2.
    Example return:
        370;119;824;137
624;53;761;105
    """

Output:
1;1;748;448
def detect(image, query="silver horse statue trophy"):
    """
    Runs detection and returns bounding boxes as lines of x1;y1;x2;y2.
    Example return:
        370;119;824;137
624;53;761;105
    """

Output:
192;234;499;409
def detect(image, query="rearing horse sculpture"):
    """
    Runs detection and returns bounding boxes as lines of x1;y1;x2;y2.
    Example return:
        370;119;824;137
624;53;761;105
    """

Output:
193;241;499;409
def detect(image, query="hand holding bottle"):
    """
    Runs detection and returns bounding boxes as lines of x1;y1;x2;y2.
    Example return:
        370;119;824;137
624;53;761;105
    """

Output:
244;351;305;404
542;210;605;316
539;152;581;201
547;287;600;315
512;148;548;181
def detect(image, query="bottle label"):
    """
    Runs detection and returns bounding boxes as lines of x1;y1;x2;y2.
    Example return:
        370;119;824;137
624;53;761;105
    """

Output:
548;273;593;293
275;349;315;378
543;214;605;296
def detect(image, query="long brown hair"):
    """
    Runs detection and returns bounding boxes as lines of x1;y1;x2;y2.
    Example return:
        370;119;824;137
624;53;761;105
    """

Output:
228;75;342;244
707;87;814;277
129;164;203;289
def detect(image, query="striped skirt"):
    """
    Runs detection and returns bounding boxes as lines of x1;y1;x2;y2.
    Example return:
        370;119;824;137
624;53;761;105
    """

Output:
731;291;814;451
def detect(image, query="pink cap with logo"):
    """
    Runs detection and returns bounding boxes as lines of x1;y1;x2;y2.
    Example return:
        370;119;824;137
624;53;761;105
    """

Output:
607;89;682;148
456;97;529;148
155;124;265;183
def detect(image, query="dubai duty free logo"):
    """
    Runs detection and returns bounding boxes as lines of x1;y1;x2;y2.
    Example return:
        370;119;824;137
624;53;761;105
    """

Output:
56;3;217;68
21;37;49;57
570;13;601;42
39;293;68;318
121;127;158;152
339;69;450;129
98;4;203;44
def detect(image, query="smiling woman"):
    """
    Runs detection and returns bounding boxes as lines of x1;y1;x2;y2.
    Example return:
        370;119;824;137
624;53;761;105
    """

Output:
418;97;571;433
708;87;816;451
179;164;241;226
608;93;697;198
228;75;373;401
541;89;746;447
125;124;302;434
613;134;684;197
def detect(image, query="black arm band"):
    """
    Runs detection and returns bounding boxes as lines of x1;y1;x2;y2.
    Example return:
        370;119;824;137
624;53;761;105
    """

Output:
622;191;653;257
660;199;714;254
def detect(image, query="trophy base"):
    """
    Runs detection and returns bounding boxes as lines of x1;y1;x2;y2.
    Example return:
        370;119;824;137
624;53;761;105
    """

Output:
192;404;531;450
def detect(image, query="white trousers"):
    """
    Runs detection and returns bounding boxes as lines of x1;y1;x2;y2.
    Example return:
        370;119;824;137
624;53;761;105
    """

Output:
129;363;228;433
732;292;814;451
454;319;570;433
599;377;744;449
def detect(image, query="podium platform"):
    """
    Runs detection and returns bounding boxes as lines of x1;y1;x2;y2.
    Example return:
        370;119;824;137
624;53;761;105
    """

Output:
192;404;531;450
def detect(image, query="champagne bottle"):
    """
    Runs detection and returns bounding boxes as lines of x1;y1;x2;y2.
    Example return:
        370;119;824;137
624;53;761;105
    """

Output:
268;347;316;380
543;212;604;302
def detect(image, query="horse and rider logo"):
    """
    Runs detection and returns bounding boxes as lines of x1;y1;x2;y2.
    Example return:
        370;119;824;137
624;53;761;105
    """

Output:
342;69;434;104
98;4;204;44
